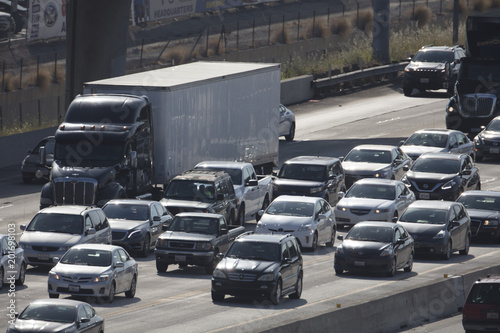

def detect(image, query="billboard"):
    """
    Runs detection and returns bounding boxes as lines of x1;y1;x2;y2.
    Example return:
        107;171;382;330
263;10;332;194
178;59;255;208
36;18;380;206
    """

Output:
28;0;66;41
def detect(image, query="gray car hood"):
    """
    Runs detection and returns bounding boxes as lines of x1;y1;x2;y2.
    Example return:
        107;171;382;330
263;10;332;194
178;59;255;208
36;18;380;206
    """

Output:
11;320;74;332
338;197;394;210
160;199;211;210
398;222;444;237
108;219;148;232
342;162;389;174
259;215;312;229
465;209;499;220
159;231;214;242
219;257;279;272
52;262;110;276
401;146;444;157
20;232;83;247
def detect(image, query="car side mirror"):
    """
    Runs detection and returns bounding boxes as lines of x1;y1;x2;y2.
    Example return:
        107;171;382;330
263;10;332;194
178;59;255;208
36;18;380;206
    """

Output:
403;165;410;172
161;224;169;231
462;169;472;175
39;146;46;165
337;235;344;241
86;228;96;235
153;216;161;222
114;262;125;268
339;156;345;162
217;193;224;201
220;228;228;235
20;224;26;231
392;215;399;223
396;239;405;245
26;149;32;154
216;253;224;260
257;209;264;217
318;213;327;221
399;140;405;146
79;317;91;324
452;221;460;228
246;179;258;187
53;257;60;263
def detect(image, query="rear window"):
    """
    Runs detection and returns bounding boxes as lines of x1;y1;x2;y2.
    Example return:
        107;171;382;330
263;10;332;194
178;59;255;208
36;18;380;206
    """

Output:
467;283;500;304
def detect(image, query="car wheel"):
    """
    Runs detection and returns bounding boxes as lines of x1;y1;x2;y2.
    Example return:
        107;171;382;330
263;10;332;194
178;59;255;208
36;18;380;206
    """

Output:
261;195;270;211
476;180;481;190
442;241;452;260
387;258;397;277
476;155;484;162
335;268;344;275
156;260;168;273
106;282;116;303
237;205;245;226
392;211;399;222
460;235;470;255
125;275;137;298
211;290;225;302
140;234;151;258
403;86;412;96
285;123;295;141
227;210;235;225
404;252;413;273
310;233;318;252
289;272;303;299
269;280;282;305
326;227;336;247
48;293;59;299
205;251;218;274
15;262;26;286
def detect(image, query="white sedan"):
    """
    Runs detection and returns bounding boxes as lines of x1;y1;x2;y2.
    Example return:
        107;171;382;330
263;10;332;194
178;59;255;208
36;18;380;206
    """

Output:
335;178;416;226
255;195;336;251
279;104;296;141
0;234;26;290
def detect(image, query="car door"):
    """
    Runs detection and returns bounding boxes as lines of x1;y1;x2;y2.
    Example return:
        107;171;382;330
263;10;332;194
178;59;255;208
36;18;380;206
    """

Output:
112;249;126;292
314;200;328;243
118;248;135;293
460;155;477;191
321;200;335;239
151;203;168;241
447;205;463;251
88;211;104;244
327;162;343;205
83;215;97;244
217;217;232;253
456;132;474;156
285;239;301;292
279;241;295;291
82;304;102;333
243;166;260;213
392;148;411;180
453;204;469;249
393;227;410;268
76;304;99;333
278;104;290;136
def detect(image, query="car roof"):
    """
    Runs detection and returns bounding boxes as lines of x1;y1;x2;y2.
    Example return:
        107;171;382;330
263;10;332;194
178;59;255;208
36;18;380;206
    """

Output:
413;129;460;135
175;212;225;219
104;199;157;206
68;244;123;251
272;195;324;203
195;161;250;169
27;298;90;307
236;233;293;244
418;45;461;52
473;275;500;284
352;178;401;186
350;144;397;151
406;200;455;210
458;190;500;198
175;169;230;181
284;156;340;165
418;152;465;160
38;205;97;215
353;221;398;229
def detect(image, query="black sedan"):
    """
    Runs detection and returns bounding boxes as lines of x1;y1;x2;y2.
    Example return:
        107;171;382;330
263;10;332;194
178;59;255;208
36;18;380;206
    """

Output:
334;221;414;277
397;200;471;260
457;190;500;241
102;199;173;257
402;152;481;201
6;299;104;333
473;116;500;162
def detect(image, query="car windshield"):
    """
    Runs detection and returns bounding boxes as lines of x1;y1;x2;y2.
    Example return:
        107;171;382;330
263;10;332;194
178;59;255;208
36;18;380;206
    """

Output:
19;303;76;323
344;149;392;164
226;242;280;261
195;167;241;185
55;141;124;167
399;207;448;224
413;50;454;63
164;180;215;202
457;195;500;211
467;283;500;304
486;119;500;132
168;216;219;235
103;204;149;221
27;213;83;234
265;201;314;217
345;184;396;200
404;133;448;148
60;248;112;267
277;164;327;181
411;158;459;174
345;225;393;243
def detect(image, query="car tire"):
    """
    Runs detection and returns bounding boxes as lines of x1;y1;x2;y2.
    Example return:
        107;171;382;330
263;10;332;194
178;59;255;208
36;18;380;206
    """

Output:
285;123;295;141
335;268;344;275
310;233;318;252
289;272;303;299
476;155;484;162
140;234;151;258
237;205;245;226
387;258;397;277
442;241;452;260
269;280;282;305
48;293;59;299
205;251;218;274
403;86;412;96
460;235;470;255
211;290;225;302
125;275;137;298
404;252;413;272
105;282;116;304
156;260;168;273
227;210;235;225
326;227;336;247
15;262;26;286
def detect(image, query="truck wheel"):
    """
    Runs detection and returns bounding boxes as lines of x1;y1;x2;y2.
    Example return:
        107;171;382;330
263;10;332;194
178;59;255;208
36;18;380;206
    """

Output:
403;86;412;97
139;234;151;258
289;272;302;299
211;290;225;302
269;280;282;305
237;205;245;226
156;260;168;273
285;123;295;141
326;227;336;247
15;262;26;286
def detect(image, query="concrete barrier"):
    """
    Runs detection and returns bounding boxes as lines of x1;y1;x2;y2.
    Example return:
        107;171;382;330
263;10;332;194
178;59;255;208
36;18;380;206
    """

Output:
280;75;314;105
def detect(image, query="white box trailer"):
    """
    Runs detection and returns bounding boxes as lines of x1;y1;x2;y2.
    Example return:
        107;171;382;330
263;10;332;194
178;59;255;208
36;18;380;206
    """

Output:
83;61;281;185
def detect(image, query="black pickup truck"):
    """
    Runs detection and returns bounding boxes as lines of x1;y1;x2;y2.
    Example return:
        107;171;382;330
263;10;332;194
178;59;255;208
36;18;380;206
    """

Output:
154;212;245;274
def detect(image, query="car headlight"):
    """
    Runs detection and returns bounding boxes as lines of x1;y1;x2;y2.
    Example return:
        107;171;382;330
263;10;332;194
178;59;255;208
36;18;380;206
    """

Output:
484;219;499;226
433;230;446;239
336;205;347;212
335;246;344;255
93;274;110;283
474;136;483;145
213;269;226;278
196;242;212;250
374;170;389;178
257;273;275;281
299;224;312;231
48;271;60;280
404;67;414;73
441;180;456;190
447;105;456;114
380;245;394;257
375;209;390;214
19;243;30;250
156;239;168;248
310;186;323;194
128;230;143;239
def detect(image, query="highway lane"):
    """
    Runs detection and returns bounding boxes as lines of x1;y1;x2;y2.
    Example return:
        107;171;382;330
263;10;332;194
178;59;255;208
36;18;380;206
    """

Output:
1;84;500;332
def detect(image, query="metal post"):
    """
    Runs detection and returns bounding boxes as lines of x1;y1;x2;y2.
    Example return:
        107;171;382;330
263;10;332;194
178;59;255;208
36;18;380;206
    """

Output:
19;103;22;128
440;0;443;14
343;3;345;16
297;12;300;41
38;99;41;126
53;53;57;83
252;20;255;48
327;7;330;26
1;61;5;92
357;3;360;28
206;26;209;55
399;0;402;22
236;21;239;51
139;38;144;67
282;15;285;42
453;0;459;44
0;106;2;131
268;17;271;45
412;0;415;17
19;58;23;89
37;55;40;83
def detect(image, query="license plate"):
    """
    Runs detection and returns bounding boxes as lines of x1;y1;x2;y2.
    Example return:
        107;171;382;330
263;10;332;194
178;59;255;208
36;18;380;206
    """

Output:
419;193;430;199
38;254;49;260
471;128;481;133
487;312;499;319
490;148;500;154
175;255;186;262
420;78;429;83
354;261;365;267
68;285;80;292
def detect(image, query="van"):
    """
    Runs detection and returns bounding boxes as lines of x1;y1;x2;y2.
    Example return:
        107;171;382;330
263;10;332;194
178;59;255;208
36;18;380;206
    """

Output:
463;275;500;332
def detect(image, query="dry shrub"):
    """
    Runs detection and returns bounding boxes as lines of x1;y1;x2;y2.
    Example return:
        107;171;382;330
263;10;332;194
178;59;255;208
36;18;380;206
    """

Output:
414;5;432;27
206;36;225;56
36;67;52;88
458;0;469;13
331;17;353;41
313;18;331;39
2;72;18;91
270;28;293;44
163;47;188;65
355;9;373;34
55;65;65;83
473;0;493;11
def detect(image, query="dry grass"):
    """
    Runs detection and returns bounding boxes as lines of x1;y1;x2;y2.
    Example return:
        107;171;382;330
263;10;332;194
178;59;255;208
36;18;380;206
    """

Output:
473;0;493;11
313;18;331;39
414;5;433;27
332;17;353;41
355;9;373;34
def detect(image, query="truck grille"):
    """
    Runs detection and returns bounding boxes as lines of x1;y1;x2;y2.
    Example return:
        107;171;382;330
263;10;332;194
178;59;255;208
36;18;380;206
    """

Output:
60;275;93;283
54;178;97;205
350;209;370;216
228;272;257;282
460;94;496;117
112;231;127;240
168;241;195;249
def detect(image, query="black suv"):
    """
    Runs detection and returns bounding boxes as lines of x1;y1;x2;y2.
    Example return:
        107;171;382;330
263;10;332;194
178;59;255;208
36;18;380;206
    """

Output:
273;156;345;207
160;170;237;224
403;45;465;96
463;275;500;332
211;233;303;305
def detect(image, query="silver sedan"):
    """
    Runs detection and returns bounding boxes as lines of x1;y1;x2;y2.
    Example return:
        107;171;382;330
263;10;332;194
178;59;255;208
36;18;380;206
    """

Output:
48;244;138;303
0;234;26;289
279;104;296;141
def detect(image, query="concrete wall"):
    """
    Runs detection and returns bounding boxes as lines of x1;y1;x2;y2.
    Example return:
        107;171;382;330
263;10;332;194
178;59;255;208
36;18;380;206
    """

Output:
281;75;314;105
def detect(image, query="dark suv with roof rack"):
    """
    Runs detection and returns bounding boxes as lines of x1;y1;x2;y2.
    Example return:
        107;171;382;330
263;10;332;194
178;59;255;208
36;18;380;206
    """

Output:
211;233;303;305
403;45;465;96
